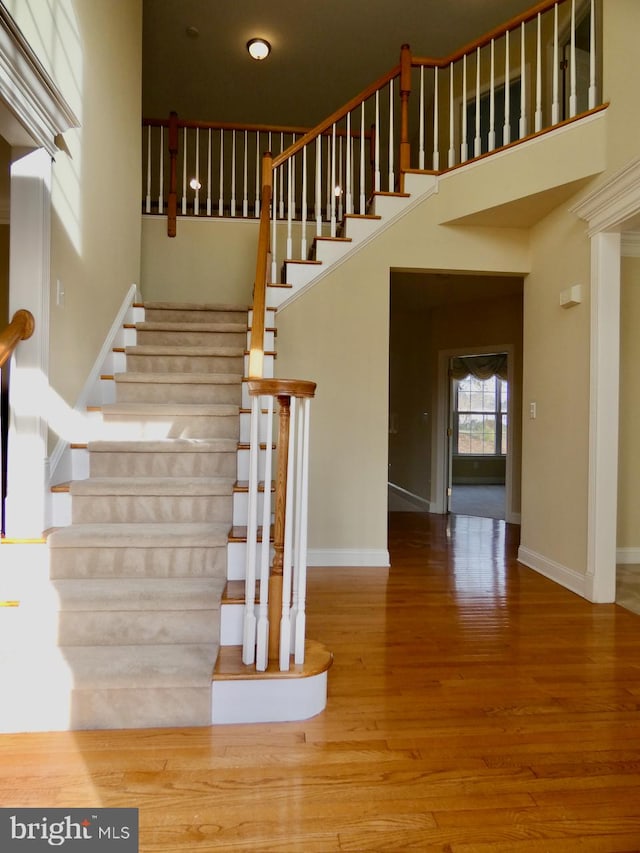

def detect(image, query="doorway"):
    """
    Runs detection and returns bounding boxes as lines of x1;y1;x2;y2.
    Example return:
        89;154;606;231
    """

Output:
447;353;508;521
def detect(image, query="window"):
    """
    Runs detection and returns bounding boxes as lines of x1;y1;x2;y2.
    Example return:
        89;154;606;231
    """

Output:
454;374;508;456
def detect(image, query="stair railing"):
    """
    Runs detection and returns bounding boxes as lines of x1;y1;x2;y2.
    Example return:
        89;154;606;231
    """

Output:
0;310;35;536
242;378;316;671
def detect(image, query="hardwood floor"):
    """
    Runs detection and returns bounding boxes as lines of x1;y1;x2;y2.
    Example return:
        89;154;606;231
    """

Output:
2;512;640;851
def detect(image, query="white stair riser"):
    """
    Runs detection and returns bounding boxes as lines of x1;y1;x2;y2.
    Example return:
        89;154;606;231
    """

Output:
314;241;351;266
343;217;382;243
233;491;274;526
283;263;320;289
220;602;245;645
226;541;274;581
369;194;412;217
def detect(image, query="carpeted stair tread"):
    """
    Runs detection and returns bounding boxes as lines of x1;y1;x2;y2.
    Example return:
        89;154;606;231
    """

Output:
53;577;226;611
114;371;243;385
100;402;239;416
63;643;218;689
125;344;244;357
69;476;235;496
48;521;230;549
135;322;247;333
144;301;250;312
87;438;238;454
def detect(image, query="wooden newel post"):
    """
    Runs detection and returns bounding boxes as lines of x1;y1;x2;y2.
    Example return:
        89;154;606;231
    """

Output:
399;43;412;192
167;111;179;237
268;392;291;662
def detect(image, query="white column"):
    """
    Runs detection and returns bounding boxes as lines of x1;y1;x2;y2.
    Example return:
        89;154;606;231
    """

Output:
5;148;51;538
587;232;620;603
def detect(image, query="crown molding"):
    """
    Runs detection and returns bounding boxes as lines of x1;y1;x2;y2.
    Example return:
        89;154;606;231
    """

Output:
0;3;79;155
571;157;640;236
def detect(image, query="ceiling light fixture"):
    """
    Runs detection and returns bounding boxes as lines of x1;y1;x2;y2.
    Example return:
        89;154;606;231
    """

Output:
247;38;271;61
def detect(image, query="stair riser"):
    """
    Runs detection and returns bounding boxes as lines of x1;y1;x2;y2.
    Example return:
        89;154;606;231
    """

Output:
58;610;220;646
70;686;211;730
99;413;239;440
90;451;237;479
125;354;243;374
50;546;227;579
136;330;247;347
115;381;241;405
71;494;233;524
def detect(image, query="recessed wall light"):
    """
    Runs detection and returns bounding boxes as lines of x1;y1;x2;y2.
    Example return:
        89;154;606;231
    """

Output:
185;26;199;39
247;38;271;61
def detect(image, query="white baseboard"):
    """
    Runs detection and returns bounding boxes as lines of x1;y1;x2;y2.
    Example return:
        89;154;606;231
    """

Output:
517;545;590;600
308;549;390;568
616;547;640;565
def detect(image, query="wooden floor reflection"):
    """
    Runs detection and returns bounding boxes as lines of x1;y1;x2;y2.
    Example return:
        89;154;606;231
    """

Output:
1;511;640;851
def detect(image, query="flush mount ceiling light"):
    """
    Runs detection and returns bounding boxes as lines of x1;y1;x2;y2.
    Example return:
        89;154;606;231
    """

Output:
247;38;271;61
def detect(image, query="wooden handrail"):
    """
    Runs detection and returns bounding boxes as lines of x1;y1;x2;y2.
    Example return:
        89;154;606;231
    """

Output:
0;310;35;370
412;0;568;69
272;64;400;170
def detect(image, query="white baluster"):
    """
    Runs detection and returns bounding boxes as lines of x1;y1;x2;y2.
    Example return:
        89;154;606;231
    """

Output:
448;62;455;168
326;135;331;221
206;128;212;216
291;134;296;220
181;127;187;215
293;397;311;664
338;135;343;222
460;54;468;163
360;102;366;213
374;89;381;191
193;127;200;215
243;129;248;217
433;66;440;170
569;0;577;117
552;3;560;125
271;168;278;282
489;40;496;151
230;129;236;216
158;126;164;214
256;395;275;672
242;394;260;665
519;22;527;138
279;133;285;219
301;144;308;259
279;396;297;671
388;79;395;190
345;112;352;217
330;123;337;237
474;49;482;157
503;31;511;145
588;0;597;109
286;156;293;259
419;66;425;169
350;134;355;216
218;129;224;216
255;131;260;218
535;13;543;132
145;125;151;213
315;135;322;234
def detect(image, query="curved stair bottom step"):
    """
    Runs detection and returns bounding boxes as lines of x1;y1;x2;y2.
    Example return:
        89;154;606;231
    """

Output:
211;639;333;725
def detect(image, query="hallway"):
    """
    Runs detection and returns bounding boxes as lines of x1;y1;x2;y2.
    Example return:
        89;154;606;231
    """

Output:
1;513;640;850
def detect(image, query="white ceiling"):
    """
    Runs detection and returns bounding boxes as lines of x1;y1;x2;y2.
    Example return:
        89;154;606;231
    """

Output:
142;0;537;127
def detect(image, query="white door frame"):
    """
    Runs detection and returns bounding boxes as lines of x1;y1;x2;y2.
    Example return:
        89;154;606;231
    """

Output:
571;157;640;602
434;343;517;522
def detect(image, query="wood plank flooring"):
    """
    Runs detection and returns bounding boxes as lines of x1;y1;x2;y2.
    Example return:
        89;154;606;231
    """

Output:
2;512;640;851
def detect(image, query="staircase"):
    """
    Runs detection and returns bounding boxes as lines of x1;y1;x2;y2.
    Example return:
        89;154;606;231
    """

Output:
47;302;247;729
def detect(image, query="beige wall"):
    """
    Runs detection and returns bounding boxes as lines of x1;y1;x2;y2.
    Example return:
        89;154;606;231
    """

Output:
141;217;257;305
5;0;142;410
618;255;640;549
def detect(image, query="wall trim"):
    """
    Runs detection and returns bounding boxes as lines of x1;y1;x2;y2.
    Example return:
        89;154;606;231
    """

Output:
571;155;640;236
0;5;79;154
308;549;390;568
518;545;590;600
617;548;640;565
388;482;432;512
